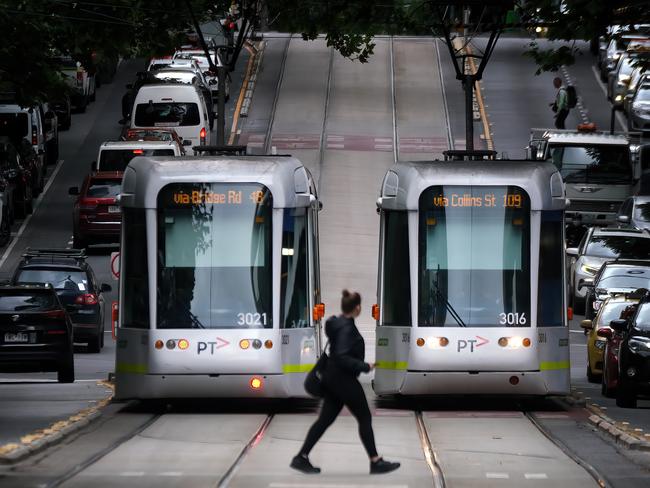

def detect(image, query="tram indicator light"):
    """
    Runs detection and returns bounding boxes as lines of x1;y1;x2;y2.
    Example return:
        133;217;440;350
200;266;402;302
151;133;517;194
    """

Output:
264;340;273;349
178;339;189;350
372;304;380;321
250;377;263;390
155;340;164;349
416;338;425;347
313;303;325;321
252;339;262;349
240;339;250;349
166;339;176;350
522;338;531;347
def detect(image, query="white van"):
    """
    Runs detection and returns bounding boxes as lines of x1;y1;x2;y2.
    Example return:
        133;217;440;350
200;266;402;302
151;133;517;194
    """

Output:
130;84;210;154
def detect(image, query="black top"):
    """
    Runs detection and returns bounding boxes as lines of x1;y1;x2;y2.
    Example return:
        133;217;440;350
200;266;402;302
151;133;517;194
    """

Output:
325;315;370;377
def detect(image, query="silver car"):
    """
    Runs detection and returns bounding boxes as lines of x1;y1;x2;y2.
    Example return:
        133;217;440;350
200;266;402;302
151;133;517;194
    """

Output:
627;82;650;133
567;227;650;312
617;195;650;230
608;53;637;107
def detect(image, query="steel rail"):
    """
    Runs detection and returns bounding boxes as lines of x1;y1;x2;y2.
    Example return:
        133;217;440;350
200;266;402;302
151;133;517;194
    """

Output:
216;414;274;488
414;411;446;488
263;36;291;154
316;46;335;194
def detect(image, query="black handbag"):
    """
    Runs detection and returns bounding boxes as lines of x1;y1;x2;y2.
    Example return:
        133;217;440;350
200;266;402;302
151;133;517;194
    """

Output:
304;343;329;397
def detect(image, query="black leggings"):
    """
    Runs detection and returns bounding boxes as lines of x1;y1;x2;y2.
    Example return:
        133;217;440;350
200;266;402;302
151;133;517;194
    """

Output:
299;376;378;458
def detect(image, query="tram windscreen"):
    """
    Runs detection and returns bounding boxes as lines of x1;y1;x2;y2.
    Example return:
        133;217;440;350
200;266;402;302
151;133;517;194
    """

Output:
156;183;273;329
418;186;531;327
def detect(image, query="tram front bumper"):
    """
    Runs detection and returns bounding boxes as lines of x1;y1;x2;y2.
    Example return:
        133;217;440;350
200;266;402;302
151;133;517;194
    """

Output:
114;372;310;400
398;371;564;396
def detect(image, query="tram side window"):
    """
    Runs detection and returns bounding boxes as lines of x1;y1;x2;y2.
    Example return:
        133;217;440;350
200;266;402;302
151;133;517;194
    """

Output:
538;211;564;327
382;211;411;326
122;208;149;328
281;208;309;328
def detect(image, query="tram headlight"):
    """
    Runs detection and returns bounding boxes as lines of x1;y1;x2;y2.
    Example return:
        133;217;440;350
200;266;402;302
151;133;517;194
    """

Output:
252;339;262;350
239;339;251;350
426;337;449;349
498;337;531;348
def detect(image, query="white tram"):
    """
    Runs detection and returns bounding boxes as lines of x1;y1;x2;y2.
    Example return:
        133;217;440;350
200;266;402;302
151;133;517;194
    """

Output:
114;156;323;399
372;160;570;395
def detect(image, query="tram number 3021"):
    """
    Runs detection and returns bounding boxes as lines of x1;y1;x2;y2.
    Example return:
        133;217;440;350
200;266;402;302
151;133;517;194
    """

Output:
237;313;268;326
498;312;526;326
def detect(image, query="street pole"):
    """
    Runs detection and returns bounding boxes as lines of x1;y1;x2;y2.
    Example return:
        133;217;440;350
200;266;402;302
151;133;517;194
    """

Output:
216;66;226;145
464;74;474;151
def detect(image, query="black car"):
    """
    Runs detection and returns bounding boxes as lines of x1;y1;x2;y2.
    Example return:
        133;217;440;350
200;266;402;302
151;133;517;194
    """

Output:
583;260;650;320
0;285;74;382
609;290;650;408
0;136;34;219
11;249;111;353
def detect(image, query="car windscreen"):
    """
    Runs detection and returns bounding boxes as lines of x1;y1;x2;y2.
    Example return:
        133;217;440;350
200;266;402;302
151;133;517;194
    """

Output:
586;236;650;259
633;302;650;330
0;292;57;312
597;268;650;289
635;88;650;102
134;102;200;127
99;148;175;171
548;144;632;184
0;113;28;139
87;179;121;198
154;72;197;84
635;202;650;221
596;301;630;327
15;269;89;292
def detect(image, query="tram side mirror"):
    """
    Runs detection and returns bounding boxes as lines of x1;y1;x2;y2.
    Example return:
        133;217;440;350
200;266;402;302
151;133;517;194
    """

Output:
596;328;612;339
566;247;579;257
578;278;594;291
580;319;593;330
609;319;628;333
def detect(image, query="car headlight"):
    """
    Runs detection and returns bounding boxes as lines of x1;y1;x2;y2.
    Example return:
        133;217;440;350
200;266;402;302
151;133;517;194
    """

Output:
628;337;650;352
581;264;599;275
595;340;606;350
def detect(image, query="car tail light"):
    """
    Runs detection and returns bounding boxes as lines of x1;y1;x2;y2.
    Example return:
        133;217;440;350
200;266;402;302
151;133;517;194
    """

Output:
44;309;66;320
46;329;67;335
75;294;98;305
132;149;144;155
200;127;206;145
32;126;37;146
76;71;83;86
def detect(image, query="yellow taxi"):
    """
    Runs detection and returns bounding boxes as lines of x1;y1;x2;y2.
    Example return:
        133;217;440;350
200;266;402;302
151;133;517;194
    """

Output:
581;295;639;383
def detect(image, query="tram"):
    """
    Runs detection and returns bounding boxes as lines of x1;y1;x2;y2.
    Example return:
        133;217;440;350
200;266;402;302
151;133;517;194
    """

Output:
114;155;323;399
372;159;570;395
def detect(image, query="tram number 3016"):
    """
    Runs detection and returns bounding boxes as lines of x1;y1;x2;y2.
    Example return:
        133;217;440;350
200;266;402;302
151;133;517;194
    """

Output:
498;312;526;326
237;313;268;326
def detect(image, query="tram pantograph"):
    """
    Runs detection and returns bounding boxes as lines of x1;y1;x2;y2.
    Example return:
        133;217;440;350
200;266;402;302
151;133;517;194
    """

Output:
373;160;570;395
114;156;323;399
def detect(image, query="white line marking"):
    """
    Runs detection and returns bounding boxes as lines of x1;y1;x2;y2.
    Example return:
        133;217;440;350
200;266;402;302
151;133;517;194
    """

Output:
269;485;408;488
0;159;65;270
0;378;104;383
160;472;183;476
120;472;145;476
570;330;586;334
485;472;509;479
525;473;548;480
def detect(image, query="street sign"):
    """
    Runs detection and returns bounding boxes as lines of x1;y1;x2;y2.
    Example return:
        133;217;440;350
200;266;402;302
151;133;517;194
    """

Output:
110;252;120;280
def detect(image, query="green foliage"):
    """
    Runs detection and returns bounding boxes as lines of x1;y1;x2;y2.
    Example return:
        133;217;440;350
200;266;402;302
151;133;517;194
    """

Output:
0;0;226;105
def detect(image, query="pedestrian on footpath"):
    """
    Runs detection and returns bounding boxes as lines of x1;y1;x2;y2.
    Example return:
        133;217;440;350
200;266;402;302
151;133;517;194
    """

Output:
290;290;401;475
551;77;569;129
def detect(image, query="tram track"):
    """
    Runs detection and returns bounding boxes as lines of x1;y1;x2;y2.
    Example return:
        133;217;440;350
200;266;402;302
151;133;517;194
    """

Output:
43;412;162;488
524;411;608;488
263;36;291;155
414;412;446;488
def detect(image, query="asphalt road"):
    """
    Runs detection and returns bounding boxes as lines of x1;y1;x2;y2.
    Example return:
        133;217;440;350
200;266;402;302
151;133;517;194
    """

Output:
0;34;649;488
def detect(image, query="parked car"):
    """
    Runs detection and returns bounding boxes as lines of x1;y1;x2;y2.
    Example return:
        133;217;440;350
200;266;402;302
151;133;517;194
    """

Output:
94;139;184;173
581;295;639;382
617;195;650;230
627;82;650;133
622;69;647;115
147;56;174;71
608;53;637;107
567;227;650;313
600;31;650;81
0;103;52;170
130;83;210;154
0;136;35;218
11;249;111;353
57;56;96;112
600;290;650;408
172;48;231;101
0;284;74;382
69;172;123;248
51;94;72;131
152;68;215;127
583;260;650;319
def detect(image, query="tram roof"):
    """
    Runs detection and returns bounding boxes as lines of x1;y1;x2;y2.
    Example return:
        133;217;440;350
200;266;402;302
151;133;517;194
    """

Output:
120;156;316;208
379;160;565;211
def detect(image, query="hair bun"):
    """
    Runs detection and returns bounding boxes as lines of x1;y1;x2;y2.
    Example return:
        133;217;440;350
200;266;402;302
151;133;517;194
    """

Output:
342;289;350;298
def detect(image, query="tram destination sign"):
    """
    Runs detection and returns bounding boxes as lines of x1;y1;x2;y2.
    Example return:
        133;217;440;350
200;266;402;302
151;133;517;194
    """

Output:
169;189;266;206
431;192;524;209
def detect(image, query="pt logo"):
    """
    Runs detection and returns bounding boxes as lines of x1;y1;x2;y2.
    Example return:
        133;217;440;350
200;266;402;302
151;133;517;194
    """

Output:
197;337;230;354
457;336;489;352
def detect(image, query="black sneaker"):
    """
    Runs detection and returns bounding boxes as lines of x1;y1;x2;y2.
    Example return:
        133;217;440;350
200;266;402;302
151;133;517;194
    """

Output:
290;454;321;474
370;457;400;474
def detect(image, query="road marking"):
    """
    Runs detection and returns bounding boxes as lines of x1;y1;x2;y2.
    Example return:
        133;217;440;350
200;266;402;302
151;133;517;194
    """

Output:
570;330;586;334
120;472;145;476
269;485;409;488
486;472;509;479
0;159;65;271
160;471;183;476
525;473;548;480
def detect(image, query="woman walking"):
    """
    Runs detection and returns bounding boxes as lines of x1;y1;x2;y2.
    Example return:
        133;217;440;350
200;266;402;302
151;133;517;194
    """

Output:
291;290;400;475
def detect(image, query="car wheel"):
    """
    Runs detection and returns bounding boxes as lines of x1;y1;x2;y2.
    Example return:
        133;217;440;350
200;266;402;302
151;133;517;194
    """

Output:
57;350;75;383
587;364;600;383
615;383;637;408
87;331;102;353
584;295;594;320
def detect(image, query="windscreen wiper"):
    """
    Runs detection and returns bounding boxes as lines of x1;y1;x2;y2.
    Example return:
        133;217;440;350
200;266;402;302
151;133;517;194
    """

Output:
188;311;205;329
433;267;466;328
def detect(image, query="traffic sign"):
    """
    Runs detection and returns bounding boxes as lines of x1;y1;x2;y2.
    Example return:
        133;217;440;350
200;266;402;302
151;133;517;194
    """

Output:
110;252;120;280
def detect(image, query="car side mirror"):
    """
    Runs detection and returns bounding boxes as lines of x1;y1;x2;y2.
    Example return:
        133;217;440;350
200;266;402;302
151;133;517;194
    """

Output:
596;327;613;339
68;186;79;196
617;214;630;224
609;319;628;333
580;319;593;330
566;247;579;257
100;283;112;293
578;278;594;291
183;139;192;146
